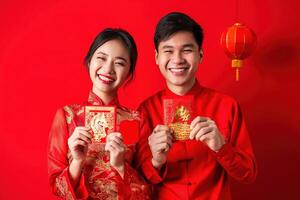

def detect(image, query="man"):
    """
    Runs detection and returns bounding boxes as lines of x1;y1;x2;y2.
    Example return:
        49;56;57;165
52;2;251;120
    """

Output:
136;12;257;199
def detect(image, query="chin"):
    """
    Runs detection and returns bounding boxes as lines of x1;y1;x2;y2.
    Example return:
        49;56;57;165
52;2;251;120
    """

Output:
95;84;116;93
168;80;187;87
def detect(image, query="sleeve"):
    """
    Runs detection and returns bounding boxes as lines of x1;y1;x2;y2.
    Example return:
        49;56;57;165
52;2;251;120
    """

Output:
215;101;258;184
115;162;152;200
47;108;88;199
134;104;167;184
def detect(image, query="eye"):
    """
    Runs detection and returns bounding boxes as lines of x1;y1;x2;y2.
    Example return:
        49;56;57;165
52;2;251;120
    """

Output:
97;57;106;61
115;62;125;66
163;50;173;54
183;49;193;53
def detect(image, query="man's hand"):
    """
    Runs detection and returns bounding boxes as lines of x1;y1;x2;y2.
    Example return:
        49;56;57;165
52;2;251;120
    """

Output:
190;116;225;152
148;125;173;169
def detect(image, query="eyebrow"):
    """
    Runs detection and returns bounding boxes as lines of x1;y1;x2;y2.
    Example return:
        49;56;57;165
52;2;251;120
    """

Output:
97;51;108;56
161;43;196;49
182;44;196;49
161;45;174;49
97;51;128;63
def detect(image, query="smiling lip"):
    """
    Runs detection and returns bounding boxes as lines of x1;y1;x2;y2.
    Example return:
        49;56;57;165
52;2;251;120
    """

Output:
168;67;189;75
97;74;115;84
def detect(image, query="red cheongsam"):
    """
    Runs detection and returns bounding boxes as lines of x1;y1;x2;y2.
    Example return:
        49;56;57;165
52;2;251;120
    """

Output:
48;91;151;200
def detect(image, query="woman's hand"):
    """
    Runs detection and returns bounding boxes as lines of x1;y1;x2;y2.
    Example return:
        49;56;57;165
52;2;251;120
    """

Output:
68;127;92;162
105;132;126;177
67;127;92;187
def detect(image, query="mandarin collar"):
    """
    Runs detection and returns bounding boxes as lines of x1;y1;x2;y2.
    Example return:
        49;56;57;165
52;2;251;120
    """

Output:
87;91;119;106
163;79;203;98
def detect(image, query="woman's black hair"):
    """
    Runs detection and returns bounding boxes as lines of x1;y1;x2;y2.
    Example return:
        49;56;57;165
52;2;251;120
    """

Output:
84;28;138;81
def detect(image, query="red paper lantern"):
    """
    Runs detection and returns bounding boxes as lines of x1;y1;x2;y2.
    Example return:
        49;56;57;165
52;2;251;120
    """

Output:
220;23;257;81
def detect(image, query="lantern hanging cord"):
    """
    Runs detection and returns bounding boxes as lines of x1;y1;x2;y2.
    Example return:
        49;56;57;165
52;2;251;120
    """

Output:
235;0;240;22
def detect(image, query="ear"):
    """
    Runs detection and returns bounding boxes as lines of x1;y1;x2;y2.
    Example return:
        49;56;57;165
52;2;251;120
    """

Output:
199;48;203;63
155;50;158;65
87;62;91;71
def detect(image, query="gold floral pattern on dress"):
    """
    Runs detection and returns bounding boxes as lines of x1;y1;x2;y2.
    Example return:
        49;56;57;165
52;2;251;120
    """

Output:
55;176;74;200
83;147;118;200
63;106;74;125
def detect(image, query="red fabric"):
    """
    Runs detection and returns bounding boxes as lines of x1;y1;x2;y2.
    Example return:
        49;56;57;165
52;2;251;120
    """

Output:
48;91;151;200
137;80;257;200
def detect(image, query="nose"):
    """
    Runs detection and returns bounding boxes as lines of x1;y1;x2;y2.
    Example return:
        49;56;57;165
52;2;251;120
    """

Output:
102;60;115;74
171;51;184;64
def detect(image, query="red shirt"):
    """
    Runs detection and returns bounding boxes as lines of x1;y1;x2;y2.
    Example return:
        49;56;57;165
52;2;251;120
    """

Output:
136;81;257;200
48;91;151;200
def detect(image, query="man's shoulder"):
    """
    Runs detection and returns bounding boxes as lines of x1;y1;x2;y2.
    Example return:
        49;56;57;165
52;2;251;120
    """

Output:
200;86;237;105
139;90;164;108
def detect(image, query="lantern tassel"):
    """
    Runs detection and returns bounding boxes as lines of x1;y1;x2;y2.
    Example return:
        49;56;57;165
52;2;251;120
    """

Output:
232;59;242;81
236;68;239;81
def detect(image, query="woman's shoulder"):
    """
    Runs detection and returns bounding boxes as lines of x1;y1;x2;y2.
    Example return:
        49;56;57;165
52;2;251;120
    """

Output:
62;103;84;115
54;103;85;125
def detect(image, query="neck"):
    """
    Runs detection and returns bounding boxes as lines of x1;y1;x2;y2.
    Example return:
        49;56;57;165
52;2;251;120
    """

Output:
167;78;195;96
92;87;117;105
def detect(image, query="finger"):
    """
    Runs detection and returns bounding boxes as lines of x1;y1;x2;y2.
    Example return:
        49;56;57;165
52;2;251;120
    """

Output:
70;130;91;144
195;126;213;141
149;138;172;149
109;140;125;150
150;130;173;140
149;132;173;146
152;143;170;153
108;136;124;146
108;143;116;151
73;139;88;147
74;129;92;140
79;130;92;139
189;121;210;139
199;134;208;143
163;141;172;152
190;116;209;129
108;132;123;139
109;143;125;154
106;133;123;144
207;119;216;125
78;132;92;143
155;134;173;147
153;125;170;133
75;126;92;133
105;142;115;152
105;143;109;151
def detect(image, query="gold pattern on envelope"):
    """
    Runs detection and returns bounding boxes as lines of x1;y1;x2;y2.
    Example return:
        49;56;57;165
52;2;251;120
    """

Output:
174;105;190;121
85;106;115;143
170;105;191;140
91;113;109;142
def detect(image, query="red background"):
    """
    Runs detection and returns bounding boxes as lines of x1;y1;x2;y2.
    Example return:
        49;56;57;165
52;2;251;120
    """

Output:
1;0;300;199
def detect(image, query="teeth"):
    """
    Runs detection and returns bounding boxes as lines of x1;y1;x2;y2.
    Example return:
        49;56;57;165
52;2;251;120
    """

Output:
169;68;185;72
98;75;114;82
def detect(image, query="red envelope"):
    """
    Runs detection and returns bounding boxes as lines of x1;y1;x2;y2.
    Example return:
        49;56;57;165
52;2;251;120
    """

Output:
163;96;195;140
119;120;140;145
85;106;116;144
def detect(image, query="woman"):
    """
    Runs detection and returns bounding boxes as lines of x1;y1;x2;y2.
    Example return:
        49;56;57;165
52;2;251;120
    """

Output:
48;28;150;200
